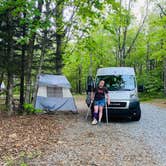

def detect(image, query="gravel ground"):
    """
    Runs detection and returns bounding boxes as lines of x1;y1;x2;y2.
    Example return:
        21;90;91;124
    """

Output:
28;99;166;166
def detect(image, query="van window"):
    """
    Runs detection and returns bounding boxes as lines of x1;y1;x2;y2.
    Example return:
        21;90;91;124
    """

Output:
96;75;136;91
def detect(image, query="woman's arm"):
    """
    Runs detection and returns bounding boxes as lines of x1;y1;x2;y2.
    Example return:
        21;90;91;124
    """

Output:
90;91;94;102
106;93;110;105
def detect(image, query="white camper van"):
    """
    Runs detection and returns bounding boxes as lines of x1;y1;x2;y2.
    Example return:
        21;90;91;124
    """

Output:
95;67;141;121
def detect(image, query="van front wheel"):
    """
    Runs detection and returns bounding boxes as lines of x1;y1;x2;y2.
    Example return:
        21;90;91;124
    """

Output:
131;107;141;121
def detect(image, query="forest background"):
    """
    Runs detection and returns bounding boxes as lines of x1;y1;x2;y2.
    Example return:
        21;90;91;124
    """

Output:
0;0;166;114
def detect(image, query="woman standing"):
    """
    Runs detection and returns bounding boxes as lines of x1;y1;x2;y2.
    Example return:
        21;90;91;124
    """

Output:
91;80;110;125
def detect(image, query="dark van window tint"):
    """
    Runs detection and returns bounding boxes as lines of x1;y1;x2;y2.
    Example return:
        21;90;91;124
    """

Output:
96;75;136;91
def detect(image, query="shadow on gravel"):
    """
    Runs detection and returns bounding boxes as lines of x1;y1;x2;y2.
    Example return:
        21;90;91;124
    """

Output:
101;116;138;123
85;116;138;124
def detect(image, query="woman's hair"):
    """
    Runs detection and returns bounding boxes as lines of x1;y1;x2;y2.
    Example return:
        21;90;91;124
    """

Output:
99;80;105;83
98;80;105;86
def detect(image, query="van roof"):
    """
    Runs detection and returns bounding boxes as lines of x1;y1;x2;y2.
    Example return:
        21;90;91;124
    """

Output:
96;67;135;76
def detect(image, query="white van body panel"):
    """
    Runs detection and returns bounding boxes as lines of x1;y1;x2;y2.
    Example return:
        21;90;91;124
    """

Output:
97;67;135;76
108;90;137;101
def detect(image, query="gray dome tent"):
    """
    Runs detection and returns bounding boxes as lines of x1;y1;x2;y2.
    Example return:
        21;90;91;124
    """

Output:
35;74;77;113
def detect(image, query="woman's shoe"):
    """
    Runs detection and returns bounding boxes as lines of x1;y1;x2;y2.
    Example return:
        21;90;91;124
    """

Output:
92;118;98;125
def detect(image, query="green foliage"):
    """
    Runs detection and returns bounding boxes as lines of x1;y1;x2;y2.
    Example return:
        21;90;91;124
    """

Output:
3;150;41;166
137;71;163;94
139;92;166;101
0;0;166;108
23;103;42;114
20;163;28;166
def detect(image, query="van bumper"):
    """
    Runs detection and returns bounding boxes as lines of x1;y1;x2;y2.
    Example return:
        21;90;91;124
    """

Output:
102;100;141;119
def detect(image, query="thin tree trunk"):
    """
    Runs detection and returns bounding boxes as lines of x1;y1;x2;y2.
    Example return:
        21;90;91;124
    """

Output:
164;58;166;96
32;0;50;106
20;45;25;108
146;39;150;72
76;77;78;94
139;64;143;75
134;63;137;75
55;34;63;74
20;13;26;108
24;0;43;103
78;65;82;94
125;0;149;58
121;0;131;66
25;38;35;104
55;1;65;74
32;30;47;106
6;72;13;115
5;11;14;115
157;3;166;96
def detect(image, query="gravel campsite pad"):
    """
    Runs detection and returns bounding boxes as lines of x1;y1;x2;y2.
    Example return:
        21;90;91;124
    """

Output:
0;96;166;165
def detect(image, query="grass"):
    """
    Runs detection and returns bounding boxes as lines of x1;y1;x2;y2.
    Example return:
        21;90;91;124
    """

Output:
3;151;42;166
139;92;166;102
73;93;86;100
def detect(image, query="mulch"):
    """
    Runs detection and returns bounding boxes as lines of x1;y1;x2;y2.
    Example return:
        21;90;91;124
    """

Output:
0;113;67;163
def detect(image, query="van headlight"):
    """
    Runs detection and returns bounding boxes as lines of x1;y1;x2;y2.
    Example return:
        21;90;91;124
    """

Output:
130;93;137;99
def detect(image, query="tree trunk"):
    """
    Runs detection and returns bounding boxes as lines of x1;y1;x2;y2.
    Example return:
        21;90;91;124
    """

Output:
55;34;63;74
125;1;148;58
157;4;166;96
32;30;47;107
55;1;65;74
146;40;150;72
24;0;43;103
139;64;143;75
164;58;166;96
25;38;35;104
78;65;82;94
6;72;13;115
20;45;25;108
115;0;148;65
5;12;14;115
20;13;26;109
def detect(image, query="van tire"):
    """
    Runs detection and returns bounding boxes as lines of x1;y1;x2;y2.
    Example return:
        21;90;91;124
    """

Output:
132;107;141;121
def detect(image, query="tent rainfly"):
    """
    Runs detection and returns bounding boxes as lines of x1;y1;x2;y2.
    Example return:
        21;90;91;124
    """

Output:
35;74;77;113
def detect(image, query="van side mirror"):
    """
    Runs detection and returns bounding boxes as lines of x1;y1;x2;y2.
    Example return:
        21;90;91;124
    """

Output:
138;85;144;92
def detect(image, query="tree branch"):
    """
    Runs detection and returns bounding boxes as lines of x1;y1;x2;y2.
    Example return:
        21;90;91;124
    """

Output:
125;0;149;58
157;3;166;16
121;0;131;56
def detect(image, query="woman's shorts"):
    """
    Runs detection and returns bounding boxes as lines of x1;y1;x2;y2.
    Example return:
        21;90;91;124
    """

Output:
94;99;105;107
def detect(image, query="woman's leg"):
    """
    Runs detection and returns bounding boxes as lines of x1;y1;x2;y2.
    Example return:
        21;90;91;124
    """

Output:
92;105;99;124
98;106;104;122
93;105;99;120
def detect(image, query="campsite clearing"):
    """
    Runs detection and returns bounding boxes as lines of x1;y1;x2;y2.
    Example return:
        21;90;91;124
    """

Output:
0;96;166;165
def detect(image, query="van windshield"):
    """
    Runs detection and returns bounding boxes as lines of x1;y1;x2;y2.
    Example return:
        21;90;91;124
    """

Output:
96;75;136;91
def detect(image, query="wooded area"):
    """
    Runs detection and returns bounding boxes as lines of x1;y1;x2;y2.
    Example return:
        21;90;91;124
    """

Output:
0;0;166;114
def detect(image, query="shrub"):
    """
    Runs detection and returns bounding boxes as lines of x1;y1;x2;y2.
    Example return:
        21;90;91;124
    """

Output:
23;103;42;114
137;71;163;94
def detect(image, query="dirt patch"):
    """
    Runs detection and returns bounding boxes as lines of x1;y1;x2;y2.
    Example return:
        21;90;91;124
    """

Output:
0;112;78;164
0;95;83;164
